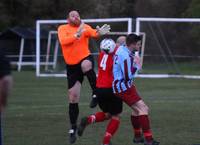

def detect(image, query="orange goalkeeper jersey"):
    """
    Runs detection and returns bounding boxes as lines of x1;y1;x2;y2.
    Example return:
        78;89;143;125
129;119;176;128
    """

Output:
58;23;99;65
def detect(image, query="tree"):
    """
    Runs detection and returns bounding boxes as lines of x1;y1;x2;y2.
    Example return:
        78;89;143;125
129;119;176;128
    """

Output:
182;0;200;54
183;0;200;18
134;0;190;17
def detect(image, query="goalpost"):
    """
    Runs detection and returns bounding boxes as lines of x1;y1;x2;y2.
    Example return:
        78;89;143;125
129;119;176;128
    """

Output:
36;18;133;77
135;17;200;79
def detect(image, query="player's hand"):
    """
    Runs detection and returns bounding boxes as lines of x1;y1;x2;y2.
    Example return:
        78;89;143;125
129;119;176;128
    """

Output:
96;24;111;35
133;55;142;70
75;22;85;38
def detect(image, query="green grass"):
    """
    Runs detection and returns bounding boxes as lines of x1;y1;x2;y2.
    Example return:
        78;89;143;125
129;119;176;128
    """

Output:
46;62;200;76
3;71;200;145
141;61;200;74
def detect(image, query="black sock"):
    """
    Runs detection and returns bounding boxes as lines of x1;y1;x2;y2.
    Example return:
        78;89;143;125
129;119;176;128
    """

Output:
69;103;79;130
85;69;97;94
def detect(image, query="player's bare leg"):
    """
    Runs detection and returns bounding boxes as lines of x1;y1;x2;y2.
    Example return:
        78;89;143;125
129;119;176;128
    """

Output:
0;76;13;111
0;75;12;145
81;59;98;108
131;100;159;145
68;81;81;144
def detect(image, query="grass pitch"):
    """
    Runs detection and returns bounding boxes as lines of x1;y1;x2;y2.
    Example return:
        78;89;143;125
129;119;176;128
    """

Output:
3;71;200;145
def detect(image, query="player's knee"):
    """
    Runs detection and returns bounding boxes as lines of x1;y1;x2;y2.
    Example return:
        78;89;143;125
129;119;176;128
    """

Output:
143;104;149;114
131;110;138;116
105;113;112;119
111;115;120;120
68;96;79;103
81;60;92;73
68;90;79;103
145;105;149;113
138;103;149;115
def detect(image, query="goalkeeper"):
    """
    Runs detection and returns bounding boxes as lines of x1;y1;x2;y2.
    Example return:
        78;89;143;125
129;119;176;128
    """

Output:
57;10;110;144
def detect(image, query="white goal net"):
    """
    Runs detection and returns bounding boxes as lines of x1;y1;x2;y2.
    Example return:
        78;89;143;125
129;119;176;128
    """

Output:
36;17;200;79
136;18;200;79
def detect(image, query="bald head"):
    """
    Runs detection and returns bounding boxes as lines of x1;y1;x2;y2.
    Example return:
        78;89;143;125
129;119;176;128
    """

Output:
68;10;79;18
116;36;126;47
67;10;81;26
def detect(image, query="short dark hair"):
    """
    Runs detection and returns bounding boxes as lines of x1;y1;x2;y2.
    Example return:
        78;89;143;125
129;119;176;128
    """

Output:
126;33;142;46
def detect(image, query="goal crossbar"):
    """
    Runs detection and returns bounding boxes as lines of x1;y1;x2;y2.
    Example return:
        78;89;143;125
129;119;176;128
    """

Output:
136;17;200;34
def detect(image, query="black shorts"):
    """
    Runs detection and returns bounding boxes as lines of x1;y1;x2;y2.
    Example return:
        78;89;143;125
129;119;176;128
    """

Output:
66;55;94;89
97;88;123;115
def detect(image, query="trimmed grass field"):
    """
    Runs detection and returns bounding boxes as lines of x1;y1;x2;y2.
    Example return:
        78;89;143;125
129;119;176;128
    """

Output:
3;71;200;145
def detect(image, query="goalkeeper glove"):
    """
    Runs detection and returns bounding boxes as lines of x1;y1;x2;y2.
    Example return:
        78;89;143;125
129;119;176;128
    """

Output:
96;24;111;35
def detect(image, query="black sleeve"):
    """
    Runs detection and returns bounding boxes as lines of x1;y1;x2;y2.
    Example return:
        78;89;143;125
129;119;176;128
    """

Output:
0;49;11;78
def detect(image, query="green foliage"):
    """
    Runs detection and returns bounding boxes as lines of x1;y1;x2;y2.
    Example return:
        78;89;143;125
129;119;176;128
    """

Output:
0;0;93;30
0;0;196;31
182;0;200;50
0;0;137;31
0;0;199;56
134;0;190;17
183;0;200;17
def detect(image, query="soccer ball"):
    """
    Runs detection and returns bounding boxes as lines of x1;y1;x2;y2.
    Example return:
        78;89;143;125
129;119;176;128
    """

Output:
100;38;116;54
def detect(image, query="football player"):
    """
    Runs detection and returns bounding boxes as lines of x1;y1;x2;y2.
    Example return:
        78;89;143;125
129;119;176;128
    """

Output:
57;10;111;144
113;33;159;145
77;38;123;145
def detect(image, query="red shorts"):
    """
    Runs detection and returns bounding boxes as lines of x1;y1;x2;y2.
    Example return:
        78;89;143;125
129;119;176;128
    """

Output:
115;85;141;106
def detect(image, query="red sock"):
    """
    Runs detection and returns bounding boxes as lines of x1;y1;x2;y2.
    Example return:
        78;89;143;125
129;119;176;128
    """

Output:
87;112;106;124
103;118;120;144
131;115;142;138
139;115;153;142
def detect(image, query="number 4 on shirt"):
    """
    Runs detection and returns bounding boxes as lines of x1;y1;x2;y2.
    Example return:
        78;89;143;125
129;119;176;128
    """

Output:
100;54;108;70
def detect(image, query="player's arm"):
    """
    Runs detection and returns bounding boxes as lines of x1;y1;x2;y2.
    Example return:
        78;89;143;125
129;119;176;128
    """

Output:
120;56;135;81
84;25;99;38
85;24;111;38
133;55;142;71
113;54;122;80
113;53;133;81
121;55;141;80
57;26;80;45
122;58;131;81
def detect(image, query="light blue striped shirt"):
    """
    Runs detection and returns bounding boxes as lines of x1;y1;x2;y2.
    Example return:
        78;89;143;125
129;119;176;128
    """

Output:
112;45;140;93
